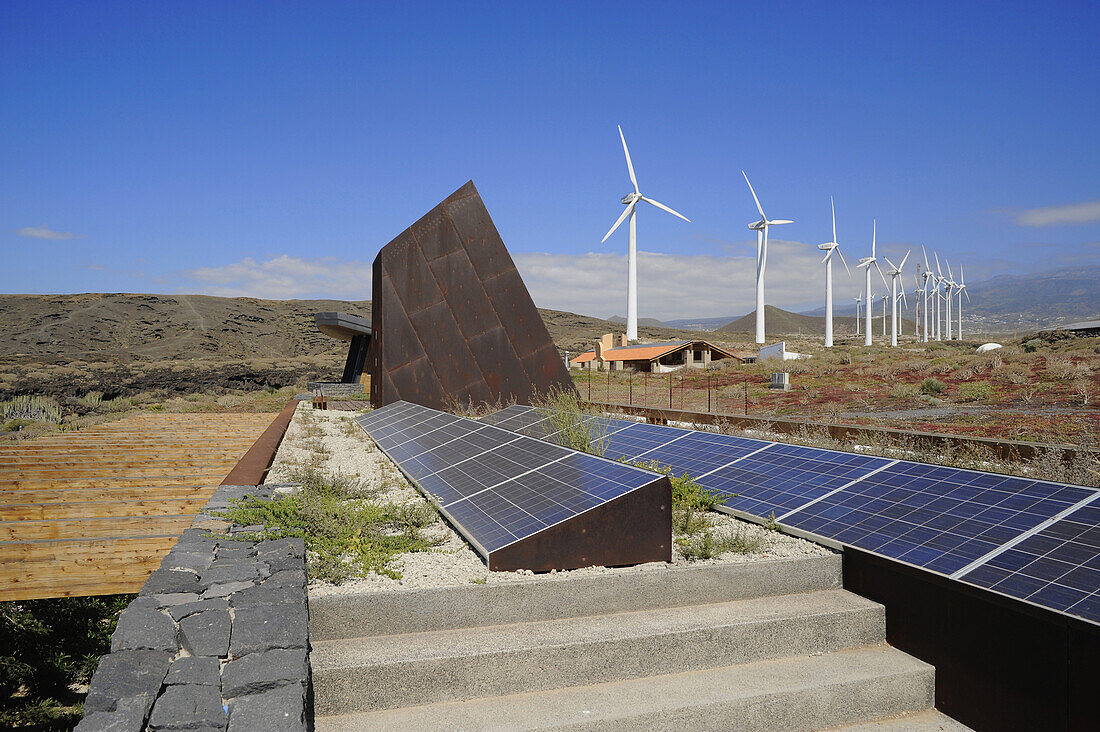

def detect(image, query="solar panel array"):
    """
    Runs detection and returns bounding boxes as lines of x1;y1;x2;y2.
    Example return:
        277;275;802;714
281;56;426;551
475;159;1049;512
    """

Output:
483;404;1100;624
357;401;670;571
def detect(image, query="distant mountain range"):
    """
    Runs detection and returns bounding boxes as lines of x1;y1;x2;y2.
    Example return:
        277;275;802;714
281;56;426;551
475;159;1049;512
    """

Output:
717;305;913;336
653;265;1100;332
607;315;669;328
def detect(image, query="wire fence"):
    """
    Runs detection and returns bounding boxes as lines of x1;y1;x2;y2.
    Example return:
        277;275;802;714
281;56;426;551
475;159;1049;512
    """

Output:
571;369;758;415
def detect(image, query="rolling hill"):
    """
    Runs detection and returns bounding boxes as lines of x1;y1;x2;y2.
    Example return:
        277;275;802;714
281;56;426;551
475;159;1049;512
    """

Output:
718;305;914;336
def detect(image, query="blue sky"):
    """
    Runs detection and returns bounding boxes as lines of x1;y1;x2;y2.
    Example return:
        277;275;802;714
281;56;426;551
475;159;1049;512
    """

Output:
2;1;1098;320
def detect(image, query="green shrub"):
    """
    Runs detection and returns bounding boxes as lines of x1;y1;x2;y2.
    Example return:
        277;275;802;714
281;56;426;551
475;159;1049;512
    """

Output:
533;386;608;456
889;383;919;399
920;377;946;395
214;469;443;584
957;380;994;402
1;396;62;424
1;595;131;727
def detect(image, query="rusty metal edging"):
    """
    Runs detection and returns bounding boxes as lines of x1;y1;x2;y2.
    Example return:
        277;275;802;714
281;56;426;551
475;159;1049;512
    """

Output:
220;400;300;486
582;400;1098;465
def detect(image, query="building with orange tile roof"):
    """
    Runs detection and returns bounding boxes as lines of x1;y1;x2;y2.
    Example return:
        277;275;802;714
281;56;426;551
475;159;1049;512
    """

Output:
570;333;743;372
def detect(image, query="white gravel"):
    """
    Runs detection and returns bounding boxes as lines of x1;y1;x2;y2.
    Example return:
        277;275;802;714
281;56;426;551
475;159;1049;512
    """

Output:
265;403;833;597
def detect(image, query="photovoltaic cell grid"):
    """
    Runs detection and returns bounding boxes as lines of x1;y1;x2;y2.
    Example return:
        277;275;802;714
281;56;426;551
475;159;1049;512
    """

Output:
357;401;664;557
959;497;1100;619
485;404;1100;623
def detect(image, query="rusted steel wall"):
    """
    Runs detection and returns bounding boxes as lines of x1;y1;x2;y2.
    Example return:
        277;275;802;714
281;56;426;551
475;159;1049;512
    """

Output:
369;181;574;410
220;399;299;486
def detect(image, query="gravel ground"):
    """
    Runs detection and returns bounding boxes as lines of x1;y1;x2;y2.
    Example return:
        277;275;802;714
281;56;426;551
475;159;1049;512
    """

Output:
265;403;833;596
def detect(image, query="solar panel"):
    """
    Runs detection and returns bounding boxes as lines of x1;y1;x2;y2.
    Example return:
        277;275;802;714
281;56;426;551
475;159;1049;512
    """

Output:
781;462;1096;575
698;443;892;519
357;401;671;571
957;495;1100;623
484;404;1100;623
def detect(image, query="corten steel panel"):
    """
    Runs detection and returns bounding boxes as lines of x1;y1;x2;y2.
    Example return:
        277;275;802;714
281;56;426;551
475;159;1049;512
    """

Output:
487;474;672;572
371;181;574;410
843;547;1100;731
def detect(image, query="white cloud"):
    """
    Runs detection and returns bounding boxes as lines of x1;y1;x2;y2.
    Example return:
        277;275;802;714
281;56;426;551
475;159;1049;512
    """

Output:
1014;201;1100;227
181;255;372;300
16;224;83;240
513;238;878;321
175;243;913;320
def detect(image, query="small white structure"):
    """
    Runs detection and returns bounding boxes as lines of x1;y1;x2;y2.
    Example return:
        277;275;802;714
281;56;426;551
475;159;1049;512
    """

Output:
770;372;791;390
758;341;811;361
976;343;1003;354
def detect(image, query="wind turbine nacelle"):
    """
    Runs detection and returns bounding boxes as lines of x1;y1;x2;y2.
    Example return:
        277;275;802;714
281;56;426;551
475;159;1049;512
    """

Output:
621;193;639;205
748;220;766;231
818;243;834;251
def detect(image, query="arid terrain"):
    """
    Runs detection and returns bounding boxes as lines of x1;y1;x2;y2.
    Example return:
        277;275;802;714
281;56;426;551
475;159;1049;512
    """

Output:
1;293;1097;449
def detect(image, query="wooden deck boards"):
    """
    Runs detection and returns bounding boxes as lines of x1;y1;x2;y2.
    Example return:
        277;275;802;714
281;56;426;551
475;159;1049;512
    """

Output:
0;412;278;601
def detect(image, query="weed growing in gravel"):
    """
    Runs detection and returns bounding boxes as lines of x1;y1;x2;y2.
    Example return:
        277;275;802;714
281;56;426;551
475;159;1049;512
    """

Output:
677;524;764;561
532;386;609;456
215;469;443;584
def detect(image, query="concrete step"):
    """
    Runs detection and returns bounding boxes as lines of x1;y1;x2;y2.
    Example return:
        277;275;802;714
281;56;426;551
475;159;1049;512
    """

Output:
823;709;973;731
314;645;934;731
312;588;884;716
309;555;842;641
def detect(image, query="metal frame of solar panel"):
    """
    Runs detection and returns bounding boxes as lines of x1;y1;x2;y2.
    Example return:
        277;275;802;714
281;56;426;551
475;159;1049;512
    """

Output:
357;401;671;572
484;404;1100;625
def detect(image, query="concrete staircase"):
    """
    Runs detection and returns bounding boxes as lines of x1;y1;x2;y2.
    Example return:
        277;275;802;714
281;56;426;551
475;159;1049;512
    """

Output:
308;556;967;731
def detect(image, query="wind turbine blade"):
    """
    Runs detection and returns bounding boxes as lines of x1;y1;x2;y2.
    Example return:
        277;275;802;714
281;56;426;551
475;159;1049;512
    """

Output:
600;202;635;243
742;171;765;219
639;196;690;222
822;250;832;265
769;219;794;225
901;287;908;308
872;220;877;258
875;262;890;290
960;265;965;285
831;196;837;244
882;256;898;271
922;244;930;270
964;288;971;303
618;125;639;194
899;249;910;270
836;247;851;277
934;251;942;276
946;260;954;281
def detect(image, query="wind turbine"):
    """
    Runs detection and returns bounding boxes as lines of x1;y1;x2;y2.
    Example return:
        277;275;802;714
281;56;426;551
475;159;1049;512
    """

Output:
956;265;970;339
881;294;888;337
856;221;890;346
818;197;850;348
944;261;956;340
743;171;793;345
913;272;923;337
882;251;910;347
933;252;944;340
602;125;690;341
921;247;934;342
855;293;863;336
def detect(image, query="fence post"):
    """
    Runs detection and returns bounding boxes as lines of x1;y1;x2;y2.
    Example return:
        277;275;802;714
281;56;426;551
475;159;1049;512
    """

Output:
588;373;592;401
708;374;711;413
607;368;611;403
629;373;633;405
669;373;673;409
744;379;749;415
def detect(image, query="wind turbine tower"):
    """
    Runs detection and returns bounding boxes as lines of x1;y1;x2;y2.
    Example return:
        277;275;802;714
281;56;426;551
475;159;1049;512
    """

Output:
944;261;955;340
957;265;970;339
817;197;850;348
601;126;690;341
856;221;888;346
743;172;793;344
882;251;910;347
